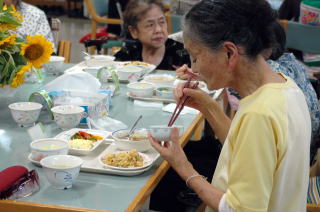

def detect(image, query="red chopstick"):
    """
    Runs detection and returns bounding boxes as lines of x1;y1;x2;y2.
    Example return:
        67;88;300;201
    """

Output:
168;75;192;126
168;81;199;127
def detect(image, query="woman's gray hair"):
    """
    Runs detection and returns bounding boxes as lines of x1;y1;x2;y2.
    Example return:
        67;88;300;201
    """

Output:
183;0;278;59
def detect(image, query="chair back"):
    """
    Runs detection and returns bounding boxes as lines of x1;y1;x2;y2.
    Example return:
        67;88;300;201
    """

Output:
165;12;183;34
58;40;72;63
92;0;109;16
84;0;123;54
280;20;320;54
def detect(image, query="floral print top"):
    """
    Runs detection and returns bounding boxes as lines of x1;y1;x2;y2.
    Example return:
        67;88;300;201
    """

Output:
17;2;55;50
267;53;320;140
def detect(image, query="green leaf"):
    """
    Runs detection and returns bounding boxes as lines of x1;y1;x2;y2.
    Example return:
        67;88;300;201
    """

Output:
0;11;21;25
12;53;26;66
0;0;3;12
7;65;18;84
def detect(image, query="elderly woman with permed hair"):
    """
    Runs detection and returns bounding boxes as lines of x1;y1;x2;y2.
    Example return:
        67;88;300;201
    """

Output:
149;0;311;211
114;0;190;70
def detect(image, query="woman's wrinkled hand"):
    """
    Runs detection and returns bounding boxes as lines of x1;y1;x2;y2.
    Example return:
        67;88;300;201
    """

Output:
148;128;189;170
174;82;213;113
176;64;195;80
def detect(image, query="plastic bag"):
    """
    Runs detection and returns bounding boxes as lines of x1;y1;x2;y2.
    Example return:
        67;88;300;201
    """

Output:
87;117;127;132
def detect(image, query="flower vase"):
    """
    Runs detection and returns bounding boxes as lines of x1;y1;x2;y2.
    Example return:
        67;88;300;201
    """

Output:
0;86;18;109
24;67;43;84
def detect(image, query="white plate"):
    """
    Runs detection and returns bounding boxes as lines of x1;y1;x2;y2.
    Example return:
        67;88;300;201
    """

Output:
143;74;175;86
28;154;41;166
99;151;153;171
122;61;156;71
55;128;111;156
127;92;175;103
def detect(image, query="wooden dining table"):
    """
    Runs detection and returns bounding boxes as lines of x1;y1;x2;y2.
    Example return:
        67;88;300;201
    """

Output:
0;64;204;212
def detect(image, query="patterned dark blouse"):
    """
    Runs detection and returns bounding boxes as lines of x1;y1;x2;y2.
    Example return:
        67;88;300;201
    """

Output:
114;38;190;70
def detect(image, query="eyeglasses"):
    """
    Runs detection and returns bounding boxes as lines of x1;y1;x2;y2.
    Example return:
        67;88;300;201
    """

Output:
0;170;40;200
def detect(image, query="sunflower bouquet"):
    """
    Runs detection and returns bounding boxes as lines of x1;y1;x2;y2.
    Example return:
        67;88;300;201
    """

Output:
0;0;53;88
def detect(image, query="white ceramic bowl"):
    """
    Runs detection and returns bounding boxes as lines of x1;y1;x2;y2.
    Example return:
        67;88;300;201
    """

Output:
40;155;83;189
117;65;143;81
111;129;152;152
155;87;174;99
127;82;155;97
51;105;85;130
149;125;184;141
30;138;68;162
43;56;65;75
84;55;115;67
8;102;42;127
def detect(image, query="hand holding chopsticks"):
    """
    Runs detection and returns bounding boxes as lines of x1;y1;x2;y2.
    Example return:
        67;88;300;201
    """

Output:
168;75;199;127
173;64;200;80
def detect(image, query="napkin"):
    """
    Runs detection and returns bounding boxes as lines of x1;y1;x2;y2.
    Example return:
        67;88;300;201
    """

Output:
162;103;199;115
134;100;163;108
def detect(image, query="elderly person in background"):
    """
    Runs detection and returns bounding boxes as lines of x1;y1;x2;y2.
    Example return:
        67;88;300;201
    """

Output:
3;0;55;50
149;0;311;211
114;0;190;70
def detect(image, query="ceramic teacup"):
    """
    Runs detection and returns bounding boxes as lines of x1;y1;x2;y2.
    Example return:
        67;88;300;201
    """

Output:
51;105;86;130
43;56;65;75
40;155;83;189
8;102;43;127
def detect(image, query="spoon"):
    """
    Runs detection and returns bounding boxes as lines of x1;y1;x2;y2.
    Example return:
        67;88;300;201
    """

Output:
82;51;92;59
128;115;143;136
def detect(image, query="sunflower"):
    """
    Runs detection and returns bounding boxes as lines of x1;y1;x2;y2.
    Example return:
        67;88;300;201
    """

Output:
0;23;18;31
9;5;23;22
20;35;53;68
10;64;31;88
0;34;16;48
0;5;22;31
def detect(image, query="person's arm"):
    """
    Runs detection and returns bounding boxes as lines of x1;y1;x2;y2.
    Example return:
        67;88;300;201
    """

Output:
310;150;320;177
177;85;231;144
202;98;231;144
149;128;224;211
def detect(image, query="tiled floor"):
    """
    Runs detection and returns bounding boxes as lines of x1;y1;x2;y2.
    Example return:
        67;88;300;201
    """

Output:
59;16;91;63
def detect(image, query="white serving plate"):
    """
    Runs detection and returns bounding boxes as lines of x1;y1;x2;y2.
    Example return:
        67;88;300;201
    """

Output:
28;143;160;176
55;128;112;156
127;92;175;103
64;61;156;84
99;151;153;171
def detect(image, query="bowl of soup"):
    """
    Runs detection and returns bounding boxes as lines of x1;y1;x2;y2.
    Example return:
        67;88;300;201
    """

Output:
149;125;184;141
30;138;68;162
127;82;155;97
40;155;83;189
111;129;152;152
117;65;143;81
155;87;174;99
